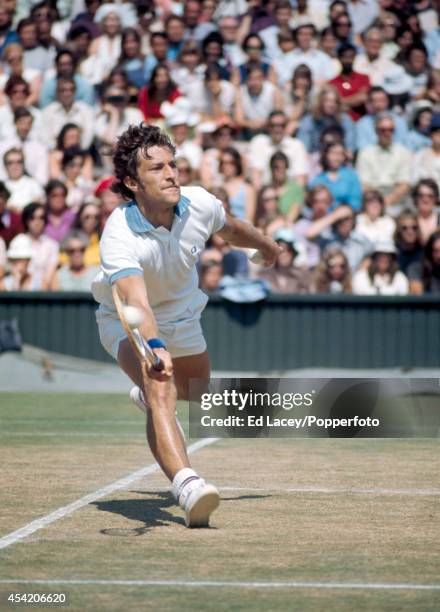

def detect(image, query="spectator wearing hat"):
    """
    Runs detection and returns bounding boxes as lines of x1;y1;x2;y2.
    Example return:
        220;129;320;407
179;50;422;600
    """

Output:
95;84;144;146
412;179;440;245
21;202;58;290
161;98;202;171
0;233;39;291
356;189;396;244
352;242;409;295
395;209;424;275
313;247;352;294
407;229;440;294
406;101;433;152
248;110;309;190
355;86;409;150
310;142;362;211
3;147;44;213
412;112;440;192
0;180;22;246
257;228;311;294
329;43;371;121
87;6;123;83
356;113;412;215
51;229;99;292
39;49;96;109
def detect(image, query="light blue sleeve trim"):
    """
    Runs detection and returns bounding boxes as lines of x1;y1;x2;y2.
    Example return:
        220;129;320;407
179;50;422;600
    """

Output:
110;268;143;284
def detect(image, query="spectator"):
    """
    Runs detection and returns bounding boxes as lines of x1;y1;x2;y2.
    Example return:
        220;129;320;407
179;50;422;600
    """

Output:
87;6;122;83
259;0;294;62
413;179;440;245
200;120;241;189
352;242;409;295
248;110;309;190
346;0;379;37
0;233;39;291
218;16;247;68
353;27;401;88
257;227;311;294
115;27;145;89
0;43;41;107
407;229;440;294
319;26;340;76
200;32;231;78
297;85;356;156
94;176;122;233
170;41;206;97
395;209;424;275
21;202;58;290
254;185;286;237
138;63;181;122
404;43;430;100
49;123;94;182
356;113;412;215
218;147;256;221
282;64;314;135
406;101;433;152
313;247;352;294
60;147;93;211
40;77;95;150
412;112;440;192
188;62;236;120
0;76;41;142
0;180;23;245
272;29;297;88
95;84;144;146
176;157;197;187
329;42;371;121
269;151;305;223
309;124;345;180
44;179;76;243
164;14;186;63
39;48;95;108
356;189;396;244
143;32;170;84
72;201;100;267
231;33;276;86
294;184;334;268
161;98;202;171
331;11;354;47
51;229;99;291
310;142;362;211
3;147;44;213
0;6;19;58
199;260;223;293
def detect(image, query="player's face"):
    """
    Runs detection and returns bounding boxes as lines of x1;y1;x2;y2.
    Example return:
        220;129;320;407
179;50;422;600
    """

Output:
133;146;180;207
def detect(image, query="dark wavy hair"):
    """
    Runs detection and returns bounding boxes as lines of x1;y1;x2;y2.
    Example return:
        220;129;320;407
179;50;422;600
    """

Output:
22;202;47;232
422;229;440;292
111;123;175;200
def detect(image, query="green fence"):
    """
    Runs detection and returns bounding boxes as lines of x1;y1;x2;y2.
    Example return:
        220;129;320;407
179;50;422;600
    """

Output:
0;292;439;370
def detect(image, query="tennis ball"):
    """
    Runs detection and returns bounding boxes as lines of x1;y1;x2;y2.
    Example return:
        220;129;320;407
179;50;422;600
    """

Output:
247;249;265;264
122;305;144;329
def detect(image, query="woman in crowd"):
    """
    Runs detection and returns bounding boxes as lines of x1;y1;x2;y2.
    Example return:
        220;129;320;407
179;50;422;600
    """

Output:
313;247;352;294
0;43;41;107
352;242;409;295
309;142;362;211
3;147;44;213
406;102;433;152
138;63;181;122
294;184;333;269
21;202;59;290
408;229;440;294
254;185;286;237
218;147;256;222
44;180;76;243
413;179;440;245
49;123;94;182
356;190;396;244
189;62;236;121
283;64;314;136
269;151;304;224
231;33;275;86
60;147;94;210
116;27;145;89
395;209;424;274
87;7;123;83
0;233;39;291
176;157;197;187
51;230;99;291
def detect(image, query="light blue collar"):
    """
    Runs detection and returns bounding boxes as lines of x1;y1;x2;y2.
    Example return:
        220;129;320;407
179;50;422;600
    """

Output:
124;195;190;233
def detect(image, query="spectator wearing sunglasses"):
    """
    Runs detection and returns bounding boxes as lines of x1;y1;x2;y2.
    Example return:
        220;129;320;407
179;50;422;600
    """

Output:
51;230;99;291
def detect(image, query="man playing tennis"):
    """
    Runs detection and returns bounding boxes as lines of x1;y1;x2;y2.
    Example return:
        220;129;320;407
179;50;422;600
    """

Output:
92;123;280;527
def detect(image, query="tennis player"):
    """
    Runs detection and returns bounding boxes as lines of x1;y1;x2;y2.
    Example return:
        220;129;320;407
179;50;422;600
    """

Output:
92;123;280;527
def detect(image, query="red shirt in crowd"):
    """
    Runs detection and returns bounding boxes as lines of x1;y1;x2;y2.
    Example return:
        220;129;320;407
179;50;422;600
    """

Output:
329;72;371;121
138;87;182;121
0;210;23;246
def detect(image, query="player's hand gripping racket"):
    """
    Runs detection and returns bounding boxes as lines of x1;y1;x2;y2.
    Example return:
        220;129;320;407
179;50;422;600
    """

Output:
112;285;164;373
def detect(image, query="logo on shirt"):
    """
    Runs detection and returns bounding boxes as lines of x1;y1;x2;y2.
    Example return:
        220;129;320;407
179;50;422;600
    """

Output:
191;246;198;254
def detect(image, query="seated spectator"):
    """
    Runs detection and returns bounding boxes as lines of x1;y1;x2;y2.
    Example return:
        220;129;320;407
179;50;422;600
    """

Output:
231;33;276;86
412;112;440;192
309;124;345;181
199;260;223;293
297;85;356;156
406;101;433;152
170;41;206;97
161;98;202;172
282;64;315;136
0;107;49;187
313;247;352;294
217;147;256;221
248;110;309;190
200;120;241;189
329;42;371;121
404;43;430;101
234;63;284;139
413;179;440;245
259;0;294;63
3;147;44;213
269;151;305;224
40;77;95;150
0;43;41;107
87;6;122;84
143;31;170;84
71;202;100;267
356;113;412;215
60;147;94;211
95;84;144;146
115;27;145;89
310;142;362;211
51;230;99;291
272;29;297;87
319;26;340;76
49;123;94;182
294;185;334;271
356;190;396;244
44;179;76;243
176;157;197;187
407;229;440;294
254;185;286;237
0;76;42;142
0;6;19;60
257;228;311;294
39;48;95;108
355;86;409;150
218;15;247;68
353;27;402;88
21;202;59;290
425;69;440;113
138;63;182;122
188;62;236;121
352;242;409;295
0;180;23;245
94;176;122;233
395;209;424;275
306;204;374;271
0;233;39;291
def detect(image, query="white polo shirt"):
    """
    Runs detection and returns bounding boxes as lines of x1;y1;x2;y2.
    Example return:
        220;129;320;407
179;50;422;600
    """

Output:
92;186;226;325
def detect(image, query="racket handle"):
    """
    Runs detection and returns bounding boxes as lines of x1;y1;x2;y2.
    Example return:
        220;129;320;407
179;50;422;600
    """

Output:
151;354;165;371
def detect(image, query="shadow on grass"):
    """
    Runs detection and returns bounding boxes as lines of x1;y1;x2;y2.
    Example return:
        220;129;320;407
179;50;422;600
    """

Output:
93;491;184;536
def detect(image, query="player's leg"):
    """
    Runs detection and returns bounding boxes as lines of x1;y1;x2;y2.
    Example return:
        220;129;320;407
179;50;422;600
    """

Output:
172;350;211;400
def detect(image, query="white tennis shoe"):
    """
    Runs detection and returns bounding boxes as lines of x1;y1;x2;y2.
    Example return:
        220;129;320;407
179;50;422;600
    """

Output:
129;386;186;440
181;481;220;528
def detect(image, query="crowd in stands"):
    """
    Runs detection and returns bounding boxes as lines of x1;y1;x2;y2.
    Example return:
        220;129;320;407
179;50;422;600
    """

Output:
1;0;440;296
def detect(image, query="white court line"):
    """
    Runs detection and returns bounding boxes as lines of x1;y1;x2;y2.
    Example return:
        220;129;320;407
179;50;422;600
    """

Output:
0;579;439;591
0;437;219;551
220;486;440;496
0;432;145;438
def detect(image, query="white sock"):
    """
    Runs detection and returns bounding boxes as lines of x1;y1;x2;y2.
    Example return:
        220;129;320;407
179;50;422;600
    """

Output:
172;468;203;507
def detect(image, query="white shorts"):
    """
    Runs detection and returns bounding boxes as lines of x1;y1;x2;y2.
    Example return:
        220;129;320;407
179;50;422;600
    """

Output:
96;307;207;361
